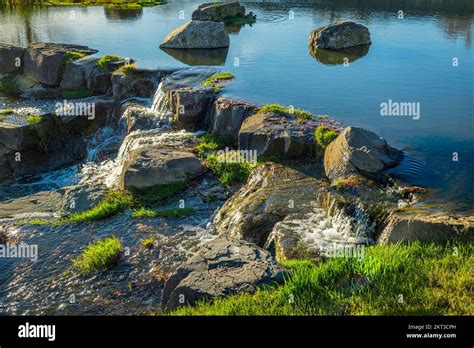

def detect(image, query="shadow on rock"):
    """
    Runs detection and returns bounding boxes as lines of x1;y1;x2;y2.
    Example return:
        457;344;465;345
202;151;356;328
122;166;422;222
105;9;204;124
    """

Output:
160;47;229;66
309;44;370;65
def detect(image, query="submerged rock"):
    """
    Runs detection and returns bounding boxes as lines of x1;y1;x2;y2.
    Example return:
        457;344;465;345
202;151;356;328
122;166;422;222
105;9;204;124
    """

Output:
378;213;474;244
238;110;316;159
159;21;230;49
210;98;257;144
0;44;25;74
192;2;245;21
161;238;286;310
309;21;371;50
24;43;97;86
324;126;402;182
160;47;229;66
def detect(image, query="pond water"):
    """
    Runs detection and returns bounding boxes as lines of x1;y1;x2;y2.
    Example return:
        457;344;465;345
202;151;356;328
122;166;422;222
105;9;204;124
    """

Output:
1;0;473;205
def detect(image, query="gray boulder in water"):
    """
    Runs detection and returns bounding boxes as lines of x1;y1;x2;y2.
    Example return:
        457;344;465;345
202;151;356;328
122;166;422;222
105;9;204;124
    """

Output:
309;21;371;50
159;21;230;49
191;2;245;21
324;126;402;182
161;238;286;310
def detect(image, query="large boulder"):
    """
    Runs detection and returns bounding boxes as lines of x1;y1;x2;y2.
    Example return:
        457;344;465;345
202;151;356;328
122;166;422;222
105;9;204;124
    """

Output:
60;60;86;91
238;111;315;159
0;44;25;74
210;98;257;144
119;145;205;192
192;2;245;21
309;21;371;50
160;21;230;49
24;43;97;86
161;238;286;310
111;68;162;100
213;162;326;247
165;86;216;128
377;213;474;244
324;126;402;182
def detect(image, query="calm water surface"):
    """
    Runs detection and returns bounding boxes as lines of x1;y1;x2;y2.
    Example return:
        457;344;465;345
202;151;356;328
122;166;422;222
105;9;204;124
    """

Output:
0;0;473;204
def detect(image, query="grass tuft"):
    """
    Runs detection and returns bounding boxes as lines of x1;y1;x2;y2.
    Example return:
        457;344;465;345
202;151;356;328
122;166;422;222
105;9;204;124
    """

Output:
140;237;156;249
134;182;187;205
26;115;42;125
0;109;14;115
315;124;338;150
115;63;137;75
206;151;256;187
194;133;230;158
202;72;234;92
132;207;194;218
97;54;124;72
72;236;122;275
257;103;312;123
62;51;87;63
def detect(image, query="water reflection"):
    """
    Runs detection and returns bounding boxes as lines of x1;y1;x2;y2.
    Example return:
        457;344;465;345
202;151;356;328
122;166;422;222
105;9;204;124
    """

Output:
309;44;370;65
160;47;229;66
103;7;143;21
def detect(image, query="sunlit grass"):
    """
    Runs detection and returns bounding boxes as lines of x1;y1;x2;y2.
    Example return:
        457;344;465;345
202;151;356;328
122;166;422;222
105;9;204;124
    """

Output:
71;236;122;275
257;103;312;123
202;72;234;92
171;242;474;315
132;206;194;218
26;114;42;124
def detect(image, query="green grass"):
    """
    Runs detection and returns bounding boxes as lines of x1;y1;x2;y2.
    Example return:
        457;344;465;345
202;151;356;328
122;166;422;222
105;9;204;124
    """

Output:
62;88;92;99
202;72;234;92
132;207;194;218
0;116;5;122
64;190;133;223
257;104;312;123
134;181;187;205
115;63;137;75
62;51;87;63
206;151;257;187
194;133;230;158
140;237;156;249
97;54;124;72
0;109;14;115
26;115;42;125
171;242;474;315
315;124;338;150
71;236;122;275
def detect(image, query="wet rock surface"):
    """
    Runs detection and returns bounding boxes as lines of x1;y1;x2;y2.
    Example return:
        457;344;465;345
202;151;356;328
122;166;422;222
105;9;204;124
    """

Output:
161;238;286;310
192;2;246;22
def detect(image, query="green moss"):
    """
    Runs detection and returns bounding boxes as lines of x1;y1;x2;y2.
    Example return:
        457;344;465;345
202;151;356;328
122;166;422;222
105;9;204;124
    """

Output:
171;242;474;315
72;236;122;275
206;151;256;187
97;54;124;72
115;63;137;75
0;116;5;122
140;237;156;249
134;181;187;205
202;72;234;92
62;88;92;99
26;115;42;125
315;124;338;150
64;190;133;223
62;51;87;63
0;109;14;115
194;133;230;158
132;207;194;218
257;104;312;123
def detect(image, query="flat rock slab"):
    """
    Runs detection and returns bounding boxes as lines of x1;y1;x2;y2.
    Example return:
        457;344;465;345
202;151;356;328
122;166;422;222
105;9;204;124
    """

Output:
0;44;25;74
161;238;286;310
24;43;97;86
309;20;371;50
160;21;230;49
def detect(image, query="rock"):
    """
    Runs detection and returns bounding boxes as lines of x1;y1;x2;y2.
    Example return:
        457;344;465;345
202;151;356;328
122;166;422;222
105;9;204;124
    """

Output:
111;68;162;100
166;86;216;128
160;21;230;49
131;78;155;98
60;60;86;91
213;162;326;247
377;213;474;244
161;238;286;310
24;43;97;86
309;21;371;50
119;145;205;192
238;111;316;159
0;44;25;74
324;126;402;182
191;2;245;22
122;102;163;133
210;98;257;144
89;72;113;96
